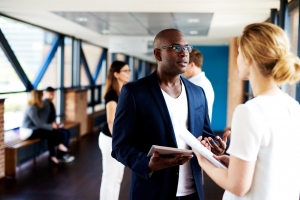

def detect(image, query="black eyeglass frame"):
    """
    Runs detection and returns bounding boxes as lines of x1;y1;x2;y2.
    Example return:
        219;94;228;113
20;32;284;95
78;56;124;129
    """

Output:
156;45;193;53
119;69;131;73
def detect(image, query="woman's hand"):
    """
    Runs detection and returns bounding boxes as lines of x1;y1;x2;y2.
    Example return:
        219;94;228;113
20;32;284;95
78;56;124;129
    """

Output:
213;155;230;168
192;147;211;166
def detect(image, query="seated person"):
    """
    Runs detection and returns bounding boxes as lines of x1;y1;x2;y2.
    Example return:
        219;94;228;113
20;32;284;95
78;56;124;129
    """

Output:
20;90;74;164
41;86;75;162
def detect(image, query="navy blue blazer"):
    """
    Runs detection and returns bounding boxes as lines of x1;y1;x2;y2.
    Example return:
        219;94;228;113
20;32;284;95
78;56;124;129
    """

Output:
112;71;216;200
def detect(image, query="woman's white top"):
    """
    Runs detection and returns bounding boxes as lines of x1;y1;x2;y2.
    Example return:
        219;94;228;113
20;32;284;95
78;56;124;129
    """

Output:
224;94;300;200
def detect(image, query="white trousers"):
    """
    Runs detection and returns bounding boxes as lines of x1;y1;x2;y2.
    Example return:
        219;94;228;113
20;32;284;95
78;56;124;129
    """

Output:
99;132;125;200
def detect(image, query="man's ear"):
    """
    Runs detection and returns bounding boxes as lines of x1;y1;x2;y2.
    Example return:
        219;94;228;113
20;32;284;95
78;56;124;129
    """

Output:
154;49;162;61
189;62;196;67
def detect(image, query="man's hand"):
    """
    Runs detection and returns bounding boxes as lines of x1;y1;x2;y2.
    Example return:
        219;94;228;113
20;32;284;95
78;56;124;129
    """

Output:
205;130;231;156
52;122;59;129
148;151;193;171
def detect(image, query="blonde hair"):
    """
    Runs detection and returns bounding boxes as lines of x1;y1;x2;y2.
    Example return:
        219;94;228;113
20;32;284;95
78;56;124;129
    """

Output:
28;90;43;108
239;22;300;85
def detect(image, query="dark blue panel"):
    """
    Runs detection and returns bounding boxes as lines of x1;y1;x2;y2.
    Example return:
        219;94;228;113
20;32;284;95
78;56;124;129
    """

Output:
270;9;278;25
279;0;288;29
125;55;130;64
111;53;116;62
296;84;300;103
138;60;143;79
192;46;229;131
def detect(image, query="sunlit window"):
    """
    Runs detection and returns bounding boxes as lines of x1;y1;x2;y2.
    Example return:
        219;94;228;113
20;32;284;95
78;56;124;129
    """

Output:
0;16;56;82
286;7;299;98
0;92;28;131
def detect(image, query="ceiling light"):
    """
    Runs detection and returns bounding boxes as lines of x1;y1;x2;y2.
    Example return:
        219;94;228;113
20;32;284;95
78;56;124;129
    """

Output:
190;31;198;35
187;19;200;23
76;17;88;22
102;30;110;34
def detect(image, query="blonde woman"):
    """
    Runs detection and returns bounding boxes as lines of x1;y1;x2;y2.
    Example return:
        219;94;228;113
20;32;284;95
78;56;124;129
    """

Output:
194;22;300;200
20;90;73;165
98;61;131;200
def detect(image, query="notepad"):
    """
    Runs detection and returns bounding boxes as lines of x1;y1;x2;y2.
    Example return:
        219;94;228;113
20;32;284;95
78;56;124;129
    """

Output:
179;129;227;169
147;145;193;157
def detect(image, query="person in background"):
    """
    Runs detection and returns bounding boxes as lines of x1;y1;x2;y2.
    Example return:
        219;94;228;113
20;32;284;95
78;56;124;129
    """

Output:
194;22;300;200
98;61;131;200
183;49;214;122
42;86;74;163
20;90;72;165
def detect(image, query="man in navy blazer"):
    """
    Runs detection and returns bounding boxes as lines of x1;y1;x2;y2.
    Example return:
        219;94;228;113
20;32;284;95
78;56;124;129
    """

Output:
112;29;228;200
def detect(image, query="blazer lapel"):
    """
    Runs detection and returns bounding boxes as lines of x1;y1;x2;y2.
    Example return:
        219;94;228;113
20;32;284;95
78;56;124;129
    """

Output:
147;71;177;147
181;77;196;135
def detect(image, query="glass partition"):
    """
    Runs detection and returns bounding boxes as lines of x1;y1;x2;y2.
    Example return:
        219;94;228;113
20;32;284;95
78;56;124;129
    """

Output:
0;16;56;82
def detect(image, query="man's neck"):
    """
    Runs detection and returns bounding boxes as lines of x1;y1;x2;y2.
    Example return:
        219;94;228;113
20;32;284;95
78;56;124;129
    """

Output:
156;70;182;99
45;98;53;103
156;70;181;86
190;68;202;78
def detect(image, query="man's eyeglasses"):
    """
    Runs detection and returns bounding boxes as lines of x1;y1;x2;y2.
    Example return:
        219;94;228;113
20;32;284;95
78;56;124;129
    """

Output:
120;69;131;73
157;45;193;53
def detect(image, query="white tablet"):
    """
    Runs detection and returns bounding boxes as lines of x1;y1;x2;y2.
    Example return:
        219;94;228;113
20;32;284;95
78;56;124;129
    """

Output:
179;129;227;169
147;145;193;157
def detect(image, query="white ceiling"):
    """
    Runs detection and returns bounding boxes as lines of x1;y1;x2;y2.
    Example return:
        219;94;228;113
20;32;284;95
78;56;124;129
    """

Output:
52;12;214;36
0;0;280;62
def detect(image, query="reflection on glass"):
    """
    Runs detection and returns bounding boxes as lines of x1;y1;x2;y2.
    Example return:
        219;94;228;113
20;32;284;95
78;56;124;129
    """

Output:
37;52;58;90
64;37;72;87
290;9;299;54
0;48;26;92
0;16;56;82
0;93;28;131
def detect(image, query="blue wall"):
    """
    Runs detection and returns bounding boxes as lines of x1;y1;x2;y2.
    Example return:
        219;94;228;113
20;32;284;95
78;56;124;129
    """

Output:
192;46;229;131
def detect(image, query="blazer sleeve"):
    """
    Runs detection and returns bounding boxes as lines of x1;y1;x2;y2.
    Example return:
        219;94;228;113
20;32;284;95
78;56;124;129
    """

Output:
111;85;151;179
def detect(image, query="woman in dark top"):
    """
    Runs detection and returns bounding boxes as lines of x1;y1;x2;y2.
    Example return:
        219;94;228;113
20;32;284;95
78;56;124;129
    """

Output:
98;60;131;200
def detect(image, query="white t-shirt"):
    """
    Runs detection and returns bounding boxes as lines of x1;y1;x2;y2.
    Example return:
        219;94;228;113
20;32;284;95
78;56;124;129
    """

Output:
161;81;196;197
188;72;214;122
224;94;300;200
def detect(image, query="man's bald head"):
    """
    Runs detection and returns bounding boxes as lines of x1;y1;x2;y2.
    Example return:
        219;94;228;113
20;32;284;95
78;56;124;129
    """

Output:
153;29;183;49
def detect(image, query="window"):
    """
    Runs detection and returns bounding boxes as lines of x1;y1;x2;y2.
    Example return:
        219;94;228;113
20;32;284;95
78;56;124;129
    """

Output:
0;48;25;92
284;7;299;98
0;92;28;130
0;16;56;82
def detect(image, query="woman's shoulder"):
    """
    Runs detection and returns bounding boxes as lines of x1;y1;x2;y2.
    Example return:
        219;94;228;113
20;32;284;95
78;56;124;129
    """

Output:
105;89;118;98
234;100;263;119
26;105;37;110
105;90;118;102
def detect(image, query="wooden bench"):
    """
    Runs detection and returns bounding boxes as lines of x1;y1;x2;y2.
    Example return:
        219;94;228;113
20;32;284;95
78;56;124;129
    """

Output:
5;138;42;177
87;110;106;134
5;121;80;178
63;121;81;142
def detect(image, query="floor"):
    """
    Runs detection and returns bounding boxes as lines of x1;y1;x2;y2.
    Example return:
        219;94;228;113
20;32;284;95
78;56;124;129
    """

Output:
0;132;224;200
